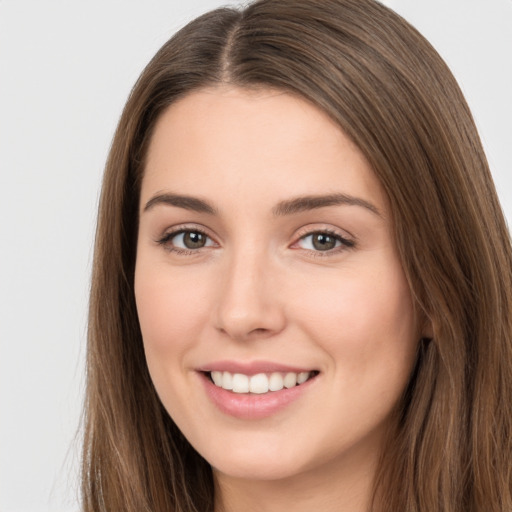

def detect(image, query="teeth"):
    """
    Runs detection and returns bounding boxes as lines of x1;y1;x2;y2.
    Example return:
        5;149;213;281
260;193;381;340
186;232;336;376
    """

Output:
209;370;314;394
249;373;269;394
211;371;222;386
269;372;284;391
297;371;309;384
283;372;297;388
222;371;233;390
232;373;249;393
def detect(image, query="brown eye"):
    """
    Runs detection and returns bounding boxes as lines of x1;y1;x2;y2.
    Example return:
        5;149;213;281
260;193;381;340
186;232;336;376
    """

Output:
296;231;354;253
159;229;215;252
311;233;338;251
182;231;207;249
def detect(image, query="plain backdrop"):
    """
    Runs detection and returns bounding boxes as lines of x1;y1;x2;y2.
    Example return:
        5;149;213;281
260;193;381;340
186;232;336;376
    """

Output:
0;1;511;511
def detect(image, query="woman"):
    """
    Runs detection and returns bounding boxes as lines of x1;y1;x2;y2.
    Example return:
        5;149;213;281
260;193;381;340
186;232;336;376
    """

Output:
82;0;512;510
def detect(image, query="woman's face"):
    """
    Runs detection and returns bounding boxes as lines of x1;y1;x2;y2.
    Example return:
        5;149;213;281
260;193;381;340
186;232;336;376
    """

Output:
135;87;419;485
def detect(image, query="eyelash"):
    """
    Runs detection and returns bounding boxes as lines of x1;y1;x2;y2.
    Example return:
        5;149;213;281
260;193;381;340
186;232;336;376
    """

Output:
156;226;355;257
294;229;355;257
156;226;214;255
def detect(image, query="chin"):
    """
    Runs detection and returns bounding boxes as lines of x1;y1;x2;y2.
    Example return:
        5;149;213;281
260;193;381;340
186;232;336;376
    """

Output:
211;456;304;482
193;436;302;481
202;435;338;484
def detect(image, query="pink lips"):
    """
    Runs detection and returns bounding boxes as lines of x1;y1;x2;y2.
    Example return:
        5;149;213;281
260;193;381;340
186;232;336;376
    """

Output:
198;360;318;420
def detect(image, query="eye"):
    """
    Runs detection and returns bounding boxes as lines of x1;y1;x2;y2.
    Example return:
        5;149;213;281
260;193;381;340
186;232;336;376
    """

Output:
157;229;215;252
296;231;354;252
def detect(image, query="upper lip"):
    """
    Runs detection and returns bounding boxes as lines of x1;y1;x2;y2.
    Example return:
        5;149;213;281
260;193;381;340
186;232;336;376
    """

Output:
197;360;316;376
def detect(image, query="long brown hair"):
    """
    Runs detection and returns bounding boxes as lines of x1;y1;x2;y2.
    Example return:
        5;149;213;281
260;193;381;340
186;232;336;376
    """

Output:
82;1;512;510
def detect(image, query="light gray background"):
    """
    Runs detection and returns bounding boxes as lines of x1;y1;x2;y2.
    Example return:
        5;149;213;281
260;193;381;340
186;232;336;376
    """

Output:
1;1;510;511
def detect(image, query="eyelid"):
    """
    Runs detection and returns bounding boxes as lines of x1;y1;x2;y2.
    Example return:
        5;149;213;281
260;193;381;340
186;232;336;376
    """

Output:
291;225;356;254
155;223;219;253
294;221;355;238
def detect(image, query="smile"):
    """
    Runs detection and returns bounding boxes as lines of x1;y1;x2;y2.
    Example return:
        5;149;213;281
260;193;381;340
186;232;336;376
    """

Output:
208;370;318;394
198;362;320;419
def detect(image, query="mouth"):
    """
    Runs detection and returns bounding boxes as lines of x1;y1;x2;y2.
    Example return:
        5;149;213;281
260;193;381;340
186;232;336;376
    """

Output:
204;370;320;394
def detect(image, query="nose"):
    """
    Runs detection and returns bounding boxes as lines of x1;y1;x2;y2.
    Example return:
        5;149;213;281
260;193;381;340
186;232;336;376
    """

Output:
213;249;286;342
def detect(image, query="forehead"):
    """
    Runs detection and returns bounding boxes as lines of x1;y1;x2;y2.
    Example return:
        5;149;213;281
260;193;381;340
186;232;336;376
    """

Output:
141;86;387;215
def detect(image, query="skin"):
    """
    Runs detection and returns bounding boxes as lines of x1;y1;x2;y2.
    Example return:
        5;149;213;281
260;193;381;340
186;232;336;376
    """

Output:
135;86;422;512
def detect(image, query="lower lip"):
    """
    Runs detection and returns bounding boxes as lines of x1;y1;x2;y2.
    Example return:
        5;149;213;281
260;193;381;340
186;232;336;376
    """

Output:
199;372;317;420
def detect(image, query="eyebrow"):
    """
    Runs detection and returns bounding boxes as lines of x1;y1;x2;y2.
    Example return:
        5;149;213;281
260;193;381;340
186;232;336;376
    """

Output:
144;193;217;215
272;193;382;217
143;192;381;218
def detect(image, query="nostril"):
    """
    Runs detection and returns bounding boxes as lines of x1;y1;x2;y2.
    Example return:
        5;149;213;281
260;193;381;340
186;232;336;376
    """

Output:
250;327;270;335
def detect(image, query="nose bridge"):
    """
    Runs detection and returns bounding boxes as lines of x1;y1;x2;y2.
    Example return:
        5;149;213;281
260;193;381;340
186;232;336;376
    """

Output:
214;242;284;340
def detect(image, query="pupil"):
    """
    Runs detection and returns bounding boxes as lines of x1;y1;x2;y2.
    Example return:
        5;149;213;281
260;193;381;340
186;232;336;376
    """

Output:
184;231;206;249
313;233;336;251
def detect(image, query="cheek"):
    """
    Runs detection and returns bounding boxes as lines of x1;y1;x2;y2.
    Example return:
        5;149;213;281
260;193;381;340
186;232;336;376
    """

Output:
292;257;417;373
134;262;211;365
292;261;418;443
